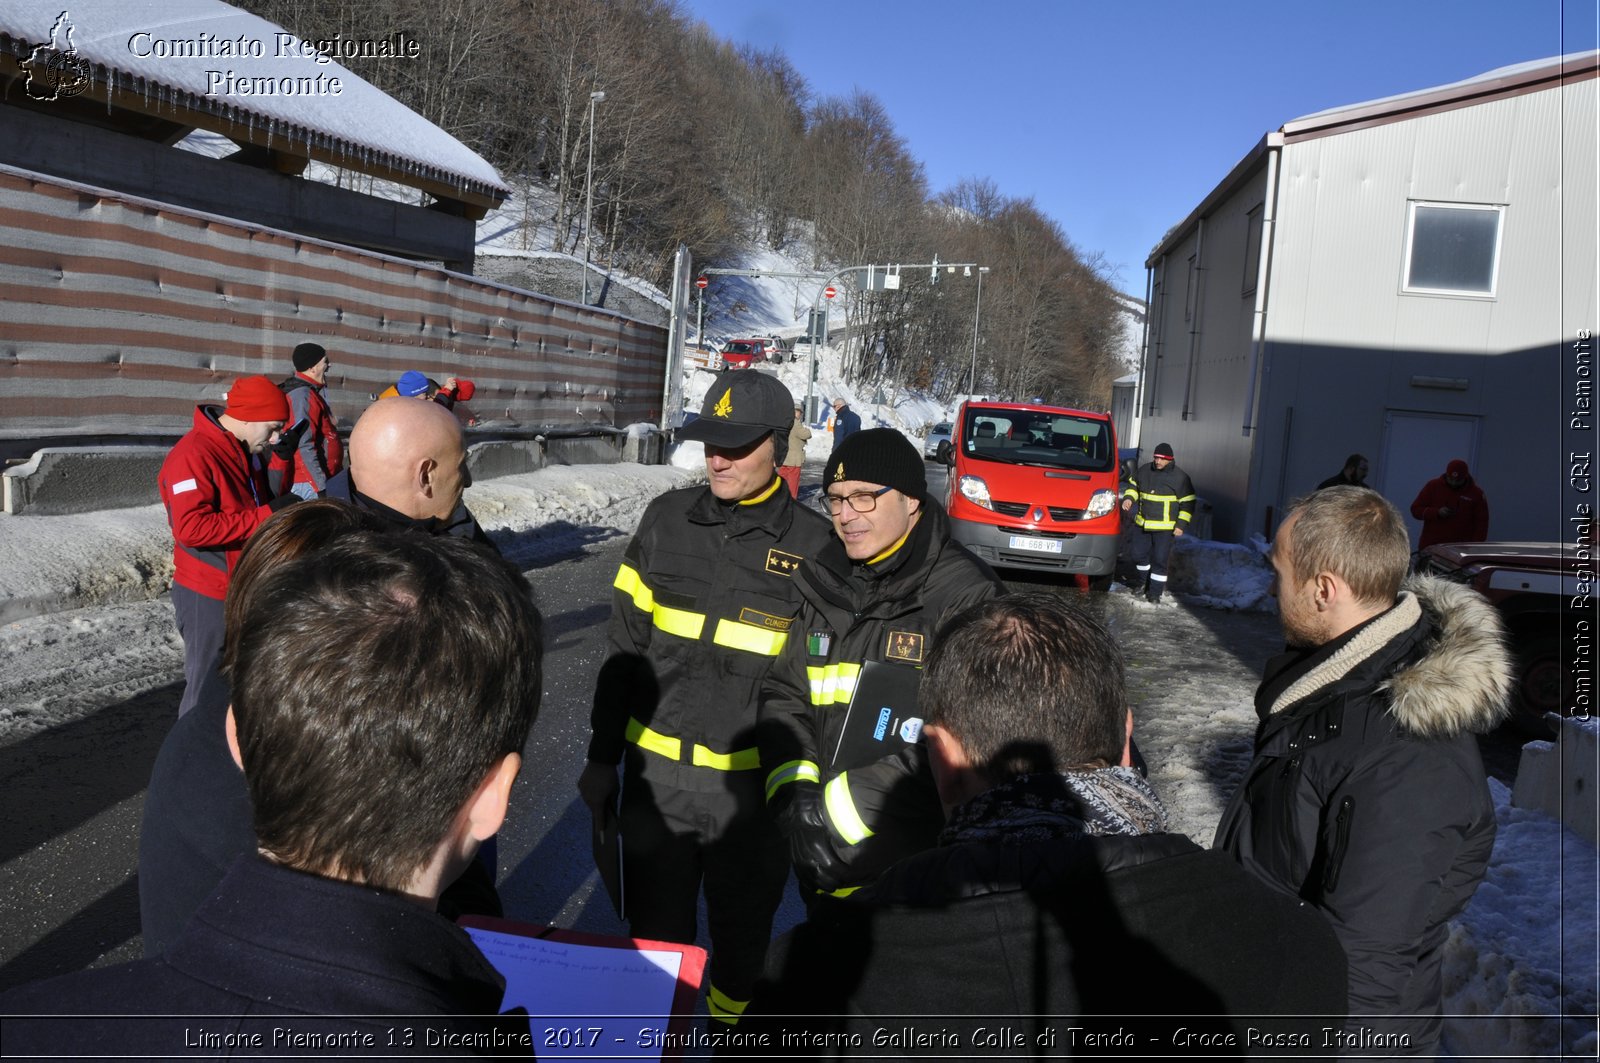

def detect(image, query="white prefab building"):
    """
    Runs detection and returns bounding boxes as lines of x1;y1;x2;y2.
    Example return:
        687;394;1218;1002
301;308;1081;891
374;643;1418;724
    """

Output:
1138;52;1597;547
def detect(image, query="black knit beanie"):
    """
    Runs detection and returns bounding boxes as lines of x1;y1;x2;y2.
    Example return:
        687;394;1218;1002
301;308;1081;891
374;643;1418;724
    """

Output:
292;342;327;372
824;428;926;498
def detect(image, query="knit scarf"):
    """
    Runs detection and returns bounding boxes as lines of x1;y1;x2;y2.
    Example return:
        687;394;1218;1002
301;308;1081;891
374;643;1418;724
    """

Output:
939;768;1170;848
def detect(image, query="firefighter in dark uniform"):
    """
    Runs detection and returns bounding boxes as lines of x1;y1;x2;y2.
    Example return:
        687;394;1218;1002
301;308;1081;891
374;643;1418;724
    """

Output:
759;429;1004;897
578;370;833;1029
1120;442;1195;604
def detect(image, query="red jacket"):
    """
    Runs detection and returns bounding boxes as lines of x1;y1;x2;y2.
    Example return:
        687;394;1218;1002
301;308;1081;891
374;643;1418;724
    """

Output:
282;373;343;491
159;406;273;599
1410;466;1489;550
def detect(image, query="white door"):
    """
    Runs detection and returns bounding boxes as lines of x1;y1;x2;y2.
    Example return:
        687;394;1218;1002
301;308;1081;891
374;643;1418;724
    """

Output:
1378;411;1480;549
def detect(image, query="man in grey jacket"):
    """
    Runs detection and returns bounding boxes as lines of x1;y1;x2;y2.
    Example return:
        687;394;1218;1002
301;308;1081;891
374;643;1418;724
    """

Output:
1215;486;1512;1056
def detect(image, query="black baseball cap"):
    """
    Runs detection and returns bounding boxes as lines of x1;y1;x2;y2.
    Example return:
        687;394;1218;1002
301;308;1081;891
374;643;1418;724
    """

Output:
679;371;795;448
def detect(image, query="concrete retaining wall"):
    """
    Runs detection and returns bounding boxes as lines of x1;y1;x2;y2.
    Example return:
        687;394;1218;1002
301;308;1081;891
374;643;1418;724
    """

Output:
3;446;168;516
1513;715;1599;845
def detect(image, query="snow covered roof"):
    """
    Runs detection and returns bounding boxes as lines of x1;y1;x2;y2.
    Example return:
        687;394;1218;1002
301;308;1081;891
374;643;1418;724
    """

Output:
0;0;509;206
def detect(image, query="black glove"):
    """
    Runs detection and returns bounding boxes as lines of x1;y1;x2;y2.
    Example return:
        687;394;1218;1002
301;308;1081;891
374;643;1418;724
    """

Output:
270;418;310;461
267;492;302;513
778;782;849;894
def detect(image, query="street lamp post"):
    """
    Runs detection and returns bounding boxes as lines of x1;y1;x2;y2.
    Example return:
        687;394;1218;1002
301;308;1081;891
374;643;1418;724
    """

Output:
969;266;990;395
581;89;606;306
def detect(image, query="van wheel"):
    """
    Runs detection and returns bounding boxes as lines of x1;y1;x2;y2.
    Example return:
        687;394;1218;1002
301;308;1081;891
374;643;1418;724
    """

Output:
1086;573;1114;593
1507;630;1562;739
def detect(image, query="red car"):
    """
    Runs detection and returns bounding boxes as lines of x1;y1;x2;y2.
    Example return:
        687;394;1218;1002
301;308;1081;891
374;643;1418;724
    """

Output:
1419;541;1587;735
720;340;763;369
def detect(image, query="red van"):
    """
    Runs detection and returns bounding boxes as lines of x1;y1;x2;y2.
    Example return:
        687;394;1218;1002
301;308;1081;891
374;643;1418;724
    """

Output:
941;400;1121;579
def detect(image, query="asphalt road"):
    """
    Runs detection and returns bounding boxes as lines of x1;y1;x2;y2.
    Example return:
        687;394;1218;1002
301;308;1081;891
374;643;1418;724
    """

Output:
0;458;1526;992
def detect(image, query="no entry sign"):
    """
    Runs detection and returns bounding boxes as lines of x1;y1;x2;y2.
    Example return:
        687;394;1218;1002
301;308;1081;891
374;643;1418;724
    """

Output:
823;285;837;299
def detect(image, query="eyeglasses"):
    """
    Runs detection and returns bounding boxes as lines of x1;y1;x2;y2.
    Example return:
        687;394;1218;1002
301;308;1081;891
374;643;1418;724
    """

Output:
823;486;892;515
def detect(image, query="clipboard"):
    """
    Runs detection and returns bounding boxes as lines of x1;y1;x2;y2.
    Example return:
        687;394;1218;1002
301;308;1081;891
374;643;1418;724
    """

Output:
460;916;707;1061
829;659;925;771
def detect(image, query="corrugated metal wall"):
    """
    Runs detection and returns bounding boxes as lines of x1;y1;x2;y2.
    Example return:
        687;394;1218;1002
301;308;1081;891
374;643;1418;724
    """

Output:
0;164;668;438
1139;166;1269;540
1143;74;1594;545
1252;78;1592;544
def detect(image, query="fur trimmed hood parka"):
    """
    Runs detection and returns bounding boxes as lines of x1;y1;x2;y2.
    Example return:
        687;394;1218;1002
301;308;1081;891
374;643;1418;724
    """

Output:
1214;574;1511;1054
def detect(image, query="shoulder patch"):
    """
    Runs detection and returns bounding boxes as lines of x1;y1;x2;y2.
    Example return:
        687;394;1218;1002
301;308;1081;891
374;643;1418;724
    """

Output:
765;548;803;576
885;630;925;663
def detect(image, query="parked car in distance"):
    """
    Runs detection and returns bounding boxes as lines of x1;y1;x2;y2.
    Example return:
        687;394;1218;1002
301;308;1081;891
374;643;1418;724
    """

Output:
720;341;760;369
1418;540;1586;736
942;400;1121;581
923;421;953;462
724;337;780;364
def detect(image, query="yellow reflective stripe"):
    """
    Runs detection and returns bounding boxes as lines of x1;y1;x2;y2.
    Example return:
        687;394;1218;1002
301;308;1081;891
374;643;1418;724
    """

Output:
765;759;821;800
737;476;782;506
614;563;654;612
616;565;710;639
707;984;749;1024
806;663;861;706
825;885;862;898
692;743;760;771
624;717;681;760
652;603;704;640
824;772;874;844
712;618;788;657
866;525;913;566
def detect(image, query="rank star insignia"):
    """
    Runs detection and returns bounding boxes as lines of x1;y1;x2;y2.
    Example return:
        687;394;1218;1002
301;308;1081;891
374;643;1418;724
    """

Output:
765;549;802;576
886;631;925;663
712;388;734;418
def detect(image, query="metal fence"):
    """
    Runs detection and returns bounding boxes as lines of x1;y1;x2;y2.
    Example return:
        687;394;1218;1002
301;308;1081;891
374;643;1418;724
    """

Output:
0;164;668;439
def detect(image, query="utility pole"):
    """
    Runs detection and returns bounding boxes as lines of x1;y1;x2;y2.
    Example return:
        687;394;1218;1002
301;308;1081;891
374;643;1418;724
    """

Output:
970;266;990;395
581;90;605;306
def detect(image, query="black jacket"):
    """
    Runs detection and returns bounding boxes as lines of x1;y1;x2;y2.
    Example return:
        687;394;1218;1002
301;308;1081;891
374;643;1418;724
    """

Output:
758;503;1004;886
1214;575;1511;1053
3;856;525;1056
322;468;494;548
590;478;834;784
1122;460;1196;531
751;818;1347;1051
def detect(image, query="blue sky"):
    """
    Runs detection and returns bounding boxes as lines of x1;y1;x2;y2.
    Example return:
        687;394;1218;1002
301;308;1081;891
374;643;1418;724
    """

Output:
677;0;1596;298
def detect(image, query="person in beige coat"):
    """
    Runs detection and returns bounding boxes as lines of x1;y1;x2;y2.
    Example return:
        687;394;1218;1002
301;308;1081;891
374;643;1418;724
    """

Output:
779;404;810;497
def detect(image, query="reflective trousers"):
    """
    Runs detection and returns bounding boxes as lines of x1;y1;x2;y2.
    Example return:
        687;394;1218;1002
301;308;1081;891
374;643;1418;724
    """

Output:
619;754;791;1024
1129;528;1176;602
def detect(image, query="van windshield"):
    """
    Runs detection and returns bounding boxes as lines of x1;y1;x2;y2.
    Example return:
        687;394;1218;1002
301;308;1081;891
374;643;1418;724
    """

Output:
961;408;1114;472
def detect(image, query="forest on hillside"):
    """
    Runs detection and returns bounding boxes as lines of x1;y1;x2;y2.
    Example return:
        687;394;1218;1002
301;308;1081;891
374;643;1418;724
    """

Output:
239;0;1128;406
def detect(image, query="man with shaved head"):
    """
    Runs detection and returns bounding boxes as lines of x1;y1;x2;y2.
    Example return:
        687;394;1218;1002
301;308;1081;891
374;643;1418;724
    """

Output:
324;395;489;545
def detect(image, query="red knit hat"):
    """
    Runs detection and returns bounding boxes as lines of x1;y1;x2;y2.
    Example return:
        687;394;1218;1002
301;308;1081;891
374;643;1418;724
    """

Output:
224;375;290;422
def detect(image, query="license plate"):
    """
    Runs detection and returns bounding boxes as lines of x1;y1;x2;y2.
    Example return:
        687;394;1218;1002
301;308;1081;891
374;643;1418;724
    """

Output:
1008;535;1062;554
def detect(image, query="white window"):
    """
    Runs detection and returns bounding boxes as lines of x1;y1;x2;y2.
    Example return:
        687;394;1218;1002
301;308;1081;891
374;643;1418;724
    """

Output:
1402;201;1503;296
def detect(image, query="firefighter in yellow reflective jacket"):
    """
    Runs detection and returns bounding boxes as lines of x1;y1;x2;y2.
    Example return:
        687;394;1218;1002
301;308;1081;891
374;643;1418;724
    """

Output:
758;429;1004;896
1120;442;1196;605
578;371;832;1028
